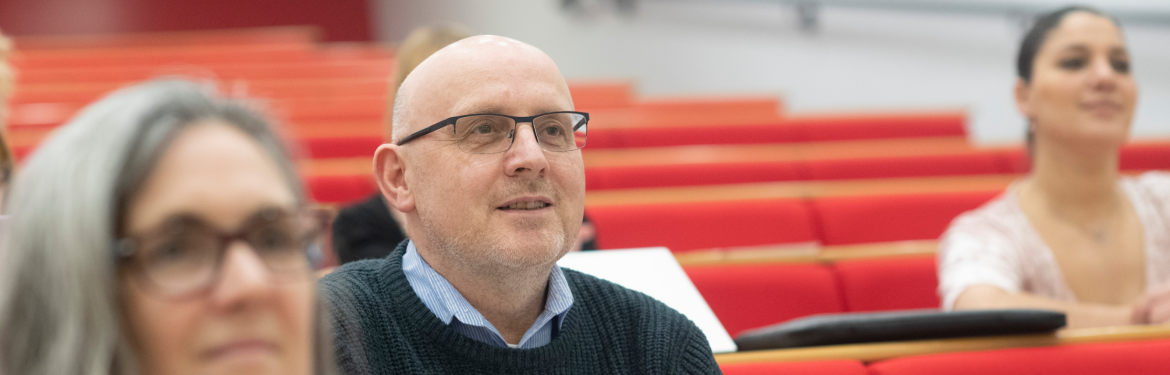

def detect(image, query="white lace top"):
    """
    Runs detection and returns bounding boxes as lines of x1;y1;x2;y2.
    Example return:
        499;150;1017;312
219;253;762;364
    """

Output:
938;172;1170;310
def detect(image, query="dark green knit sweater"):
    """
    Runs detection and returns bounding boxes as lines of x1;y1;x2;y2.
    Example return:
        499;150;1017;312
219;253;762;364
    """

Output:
320;242;722;375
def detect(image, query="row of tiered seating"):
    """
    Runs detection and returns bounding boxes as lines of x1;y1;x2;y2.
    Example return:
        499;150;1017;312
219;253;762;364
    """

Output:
9;27;1170;373
581;139;1170;190
591;187;1000;250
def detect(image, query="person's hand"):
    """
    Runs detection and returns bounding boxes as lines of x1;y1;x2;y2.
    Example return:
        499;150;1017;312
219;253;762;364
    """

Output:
1131;282;1170;324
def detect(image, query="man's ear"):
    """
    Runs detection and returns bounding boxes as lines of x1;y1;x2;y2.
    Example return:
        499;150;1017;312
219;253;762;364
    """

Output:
1014;78;1033;119
374;144;415;213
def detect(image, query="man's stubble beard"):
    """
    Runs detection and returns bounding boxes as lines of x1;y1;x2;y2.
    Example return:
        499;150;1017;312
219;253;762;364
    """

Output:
416;179;575;278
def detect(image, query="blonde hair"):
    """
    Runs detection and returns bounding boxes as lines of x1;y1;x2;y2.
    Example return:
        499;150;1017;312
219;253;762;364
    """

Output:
386;24;470;141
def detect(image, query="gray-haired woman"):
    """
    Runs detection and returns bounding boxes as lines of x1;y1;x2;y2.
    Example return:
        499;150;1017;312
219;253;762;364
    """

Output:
0;79;338;375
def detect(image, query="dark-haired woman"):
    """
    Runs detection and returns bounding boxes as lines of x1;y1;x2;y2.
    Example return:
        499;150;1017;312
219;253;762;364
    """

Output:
938;6;1170;329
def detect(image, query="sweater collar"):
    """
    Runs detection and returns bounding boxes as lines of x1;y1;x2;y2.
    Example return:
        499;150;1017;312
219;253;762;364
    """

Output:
401;240;575;348
376;242;583;369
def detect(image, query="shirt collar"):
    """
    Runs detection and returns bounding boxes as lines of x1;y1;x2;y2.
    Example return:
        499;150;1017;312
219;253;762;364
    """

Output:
401;240;574;331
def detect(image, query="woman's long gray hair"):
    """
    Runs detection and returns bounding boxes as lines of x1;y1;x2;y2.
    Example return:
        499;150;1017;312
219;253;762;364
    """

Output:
0;79;337;375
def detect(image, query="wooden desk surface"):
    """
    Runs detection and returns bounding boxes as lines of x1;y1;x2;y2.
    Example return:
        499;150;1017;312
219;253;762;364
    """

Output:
714;324;1170;365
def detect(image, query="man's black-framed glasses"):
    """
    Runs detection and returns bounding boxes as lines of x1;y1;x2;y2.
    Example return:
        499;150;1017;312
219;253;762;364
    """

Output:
396;111;589;154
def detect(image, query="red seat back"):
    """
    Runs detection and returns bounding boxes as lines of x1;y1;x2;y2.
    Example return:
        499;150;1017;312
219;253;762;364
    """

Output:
805;153;1002;181
721;360;868;375
995;148;1031;174
586;161;803;190
1121;143;1170;171
306;175;377;204
811;191;998;245
590;124;802;149
833;255;940;312
869;339;1170;375
585;114;965;149
795;115;965;142
303;136;383;158
685;263;846;337
589;199;818;252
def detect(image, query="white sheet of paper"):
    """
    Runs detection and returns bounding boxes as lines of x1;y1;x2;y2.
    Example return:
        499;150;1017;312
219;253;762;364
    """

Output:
557;247;738;353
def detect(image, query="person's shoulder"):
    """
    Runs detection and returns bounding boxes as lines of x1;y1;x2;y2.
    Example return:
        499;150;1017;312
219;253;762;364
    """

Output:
1133;170;1170;182
320;248;403;303
1129;171;1170;196
320;258;387;305
321;257;387;283
954;188;1016;221
1126;171;1170;224
941;187;1023;237
561;268;720;373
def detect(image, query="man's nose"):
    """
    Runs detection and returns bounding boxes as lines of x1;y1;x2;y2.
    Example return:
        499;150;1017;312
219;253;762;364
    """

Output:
504;122;550;177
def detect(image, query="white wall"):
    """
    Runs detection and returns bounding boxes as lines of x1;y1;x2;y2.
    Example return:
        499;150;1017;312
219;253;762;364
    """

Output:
370;0;1170;145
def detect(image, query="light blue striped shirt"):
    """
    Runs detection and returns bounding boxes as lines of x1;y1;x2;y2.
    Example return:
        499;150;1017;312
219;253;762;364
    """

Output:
401;241;574;349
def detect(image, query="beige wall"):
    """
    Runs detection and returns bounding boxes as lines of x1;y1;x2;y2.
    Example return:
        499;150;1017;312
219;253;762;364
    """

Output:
370;0;1170;145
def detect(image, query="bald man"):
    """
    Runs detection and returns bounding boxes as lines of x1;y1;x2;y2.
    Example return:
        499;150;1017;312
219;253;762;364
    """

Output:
320;36;720;374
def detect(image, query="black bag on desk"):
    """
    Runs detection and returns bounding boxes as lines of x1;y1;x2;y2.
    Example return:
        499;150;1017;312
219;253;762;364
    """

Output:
734;309;1066;351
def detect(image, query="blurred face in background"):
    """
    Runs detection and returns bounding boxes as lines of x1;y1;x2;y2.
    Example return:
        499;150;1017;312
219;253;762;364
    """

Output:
119;121;314;375
1016;11;1137;149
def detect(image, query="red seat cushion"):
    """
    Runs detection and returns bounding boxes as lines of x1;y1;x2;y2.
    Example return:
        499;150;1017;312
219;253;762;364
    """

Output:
795;115;966;142
305;175;377;204
869;339;1170;375
1121;143;1170;171
585;115;966;149
833;255;940;312
685;263;846;337
586;161;803;190
812;191;998;245
583;128;628;149
626;124;802;148
589;199;817;252
995;148;1031;174
303;136;383;158
721;360;868;375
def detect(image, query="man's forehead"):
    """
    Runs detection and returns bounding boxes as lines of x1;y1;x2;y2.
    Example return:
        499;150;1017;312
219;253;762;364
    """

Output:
418;36;552;80
451;102;570;117
405;36;572;121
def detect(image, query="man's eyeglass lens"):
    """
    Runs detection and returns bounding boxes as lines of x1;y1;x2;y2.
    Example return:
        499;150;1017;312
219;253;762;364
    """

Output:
127;210;317;296
454;113;587;154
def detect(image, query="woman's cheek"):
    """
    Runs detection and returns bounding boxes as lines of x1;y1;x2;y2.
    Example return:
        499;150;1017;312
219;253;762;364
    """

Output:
124;285;202;375
281;282;317;375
